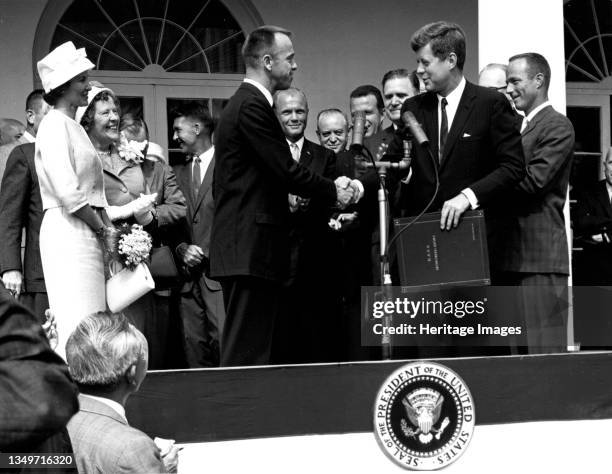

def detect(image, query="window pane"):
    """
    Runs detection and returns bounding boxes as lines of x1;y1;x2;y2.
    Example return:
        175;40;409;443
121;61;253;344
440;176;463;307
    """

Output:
51;0;245;73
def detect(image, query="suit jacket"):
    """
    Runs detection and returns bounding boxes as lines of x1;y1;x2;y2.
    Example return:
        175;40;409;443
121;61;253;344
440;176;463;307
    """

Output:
210;82;336;282
572;180;612;284
573;180;612;237
173;153;221;290
67;395;165;474
0;283;78;451
103;158;186;241
286;139;338;284
498;105;574;274
392;80;525;215
0;143;46;292
364;125;396;159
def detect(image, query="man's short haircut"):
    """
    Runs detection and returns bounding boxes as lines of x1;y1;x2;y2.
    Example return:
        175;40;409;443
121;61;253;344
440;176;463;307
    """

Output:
25;89;46;112
381;69;420;93
316;108;348;131
0;118;25;144
411;21;467;71
173;101;214;135
66;312;148;391
508;52;551;90
120;113;150;141
479;63;508;76
241;25;292;69
349;85;384;110
273;87;308;110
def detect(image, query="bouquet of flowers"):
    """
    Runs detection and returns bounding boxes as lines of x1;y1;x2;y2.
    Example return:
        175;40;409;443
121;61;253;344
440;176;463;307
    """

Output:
110;223;153;270
117;131;148;164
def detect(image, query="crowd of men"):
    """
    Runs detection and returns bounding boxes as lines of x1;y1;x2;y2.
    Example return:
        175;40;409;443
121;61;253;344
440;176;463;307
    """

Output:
0;20;580;373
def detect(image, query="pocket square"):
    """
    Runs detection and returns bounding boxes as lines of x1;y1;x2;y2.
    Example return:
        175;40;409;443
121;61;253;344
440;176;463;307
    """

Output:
462;132;471;138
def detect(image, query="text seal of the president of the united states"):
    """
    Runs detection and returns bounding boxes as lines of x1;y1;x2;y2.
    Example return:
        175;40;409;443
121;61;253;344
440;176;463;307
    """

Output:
373;361;475;470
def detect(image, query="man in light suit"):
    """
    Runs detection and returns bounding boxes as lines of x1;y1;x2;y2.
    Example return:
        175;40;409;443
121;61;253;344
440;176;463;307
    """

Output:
498;52;575;353
66;312;178;473
210;25;356;366
0;90;50;323
172;102;225;368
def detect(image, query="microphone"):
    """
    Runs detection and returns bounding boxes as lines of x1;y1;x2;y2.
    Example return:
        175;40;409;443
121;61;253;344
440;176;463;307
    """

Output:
350;110;366;151
402;110;429;147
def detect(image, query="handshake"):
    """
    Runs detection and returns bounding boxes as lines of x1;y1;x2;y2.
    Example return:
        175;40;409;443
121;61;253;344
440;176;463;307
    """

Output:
335;176;363;209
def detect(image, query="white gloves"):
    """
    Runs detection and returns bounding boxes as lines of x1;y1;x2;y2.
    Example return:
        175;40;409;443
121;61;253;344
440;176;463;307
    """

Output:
106;193;157;223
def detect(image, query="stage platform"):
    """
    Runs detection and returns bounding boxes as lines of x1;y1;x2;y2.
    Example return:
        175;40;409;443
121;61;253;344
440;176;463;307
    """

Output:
128;351;612;440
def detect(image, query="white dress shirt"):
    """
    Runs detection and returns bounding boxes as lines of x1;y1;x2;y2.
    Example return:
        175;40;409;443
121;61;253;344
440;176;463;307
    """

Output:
243;78;273;107
193;145;215;186
436;77;478;208
286;137;304;162
22;130;35;144
437;76;466;143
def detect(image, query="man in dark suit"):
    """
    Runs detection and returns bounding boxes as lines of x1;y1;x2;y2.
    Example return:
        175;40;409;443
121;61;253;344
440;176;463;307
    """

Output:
393;21;525;237
385;22;525;357
0;282;78;452
171;102;225;368
316;108;349;154
365;69;420;159
210;25;356;366
270;88;343;363
0;90;50;323
497;53;574;353
572;148;612;285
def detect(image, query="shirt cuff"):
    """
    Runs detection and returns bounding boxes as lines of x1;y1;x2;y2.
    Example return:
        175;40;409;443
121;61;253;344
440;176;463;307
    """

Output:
461;188;479;209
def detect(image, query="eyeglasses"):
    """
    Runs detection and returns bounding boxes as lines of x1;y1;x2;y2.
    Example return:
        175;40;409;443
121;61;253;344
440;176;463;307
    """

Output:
487;85;508;93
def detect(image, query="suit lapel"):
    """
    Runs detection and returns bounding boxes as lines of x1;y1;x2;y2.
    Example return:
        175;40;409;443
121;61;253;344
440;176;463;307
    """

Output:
521;105;551;139
440;82;476;167
193;155;214;213
175;161;195;210
596;181;612;219
299;141;313;169
423;93;439;164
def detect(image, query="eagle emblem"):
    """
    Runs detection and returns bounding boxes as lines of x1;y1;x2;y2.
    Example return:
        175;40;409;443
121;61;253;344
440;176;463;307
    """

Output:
401;388;450;444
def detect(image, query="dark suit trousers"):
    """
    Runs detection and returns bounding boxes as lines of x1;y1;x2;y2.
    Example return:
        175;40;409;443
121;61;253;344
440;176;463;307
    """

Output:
19;292;49;325
220;276;280;367
180;274;225;368
497;271;568;354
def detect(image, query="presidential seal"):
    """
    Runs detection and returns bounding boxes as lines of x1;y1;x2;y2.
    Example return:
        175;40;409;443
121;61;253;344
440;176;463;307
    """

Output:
373;362;475;470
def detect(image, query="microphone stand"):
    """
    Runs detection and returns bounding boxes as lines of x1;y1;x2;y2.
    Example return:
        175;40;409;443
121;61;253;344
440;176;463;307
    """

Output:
360;146;402;360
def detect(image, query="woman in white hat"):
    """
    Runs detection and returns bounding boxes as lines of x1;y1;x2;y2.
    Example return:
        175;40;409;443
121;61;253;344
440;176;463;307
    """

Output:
35;42;114;358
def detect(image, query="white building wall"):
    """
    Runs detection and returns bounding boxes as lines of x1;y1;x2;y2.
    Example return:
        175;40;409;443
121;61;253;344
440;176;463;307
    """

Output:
478;0;566;112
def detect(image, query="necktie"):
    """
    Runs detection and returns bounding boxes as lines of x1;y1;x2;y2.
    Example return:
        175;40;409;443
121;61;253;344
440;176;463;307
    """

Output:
439;97;448;162
520;117;529;134
290;143;300;162
192;156;201;199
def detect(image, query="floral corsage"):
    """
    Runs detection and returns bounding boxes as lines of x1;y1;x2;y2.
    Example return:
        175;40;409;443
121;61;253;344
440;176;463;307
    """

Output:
117;131;148;164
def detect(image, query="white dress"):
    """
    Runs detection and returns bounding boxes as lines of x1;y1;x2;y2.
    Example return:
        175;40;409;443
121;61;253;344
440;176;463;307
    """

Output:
35;109;108;359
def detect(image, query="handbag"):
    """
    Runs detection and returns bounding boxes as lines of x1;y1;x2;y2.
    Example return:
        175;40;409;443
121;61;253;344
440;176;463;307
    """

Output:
148;245;182;289
106;262;155;313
